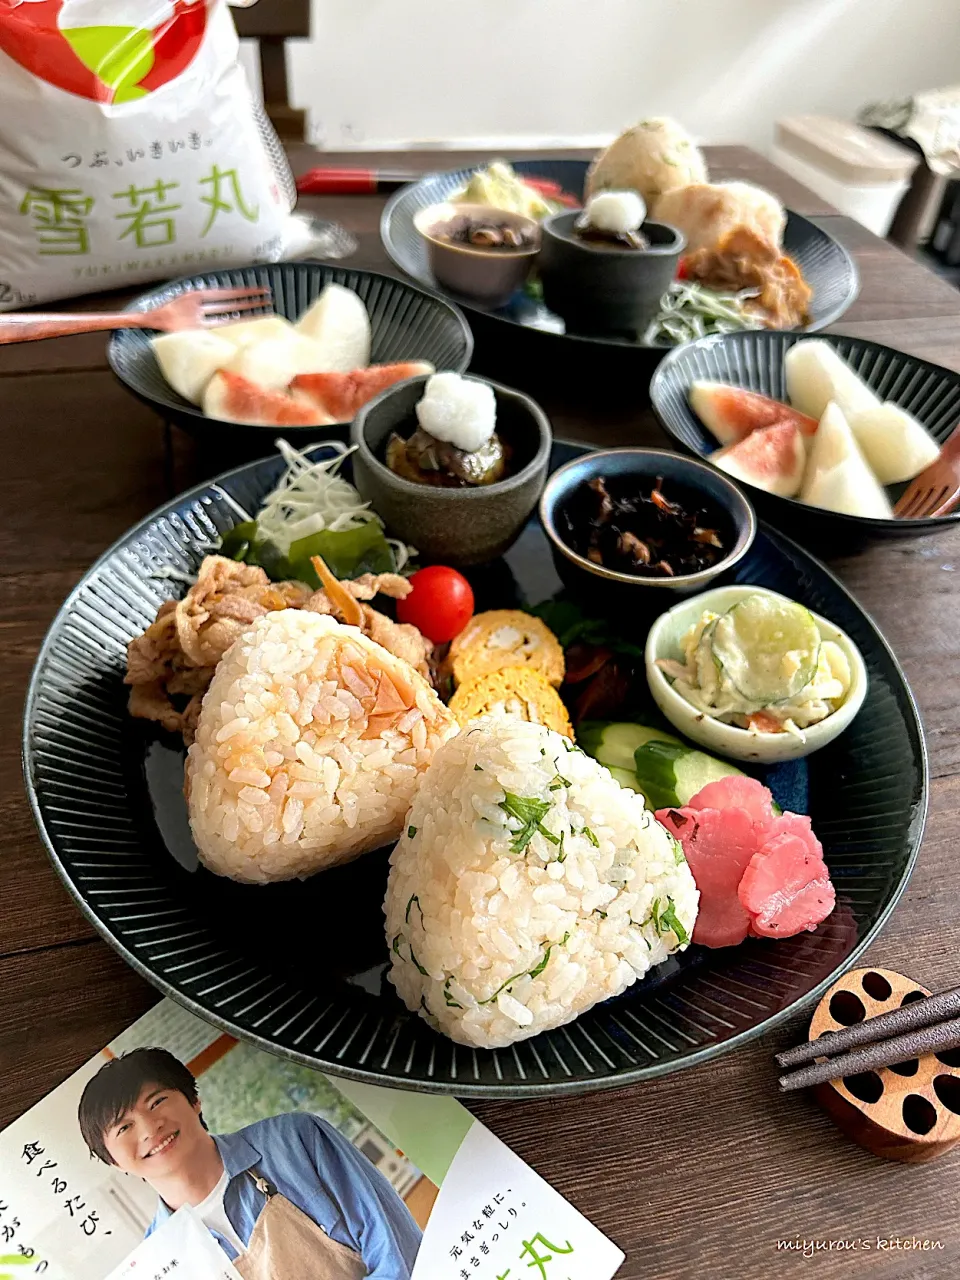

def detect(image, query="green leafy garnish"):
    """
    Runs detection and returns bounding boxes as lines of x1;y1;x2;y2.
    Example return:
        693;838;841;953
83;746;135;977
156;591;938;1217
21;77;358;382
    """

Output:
392;934;402;956
407;826;418;839
556;831;566;863
499;792;559;854
658;899;689;946
530;599;645;660
287;521;395;582
408;945;428;976
478;944;555;1004
405;894;423;925
474;764;483;772
671;837;686;867
560;931;571;946
527;946;553;979
444;988;463;1009
548;772;571;791
650;897;689;946
583;826;599;847
595;909;608;920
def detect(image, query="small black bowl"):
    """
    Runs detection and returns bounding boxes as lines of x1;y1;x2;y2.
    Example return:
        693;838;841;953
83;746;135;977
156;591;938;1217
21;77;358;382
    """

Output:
529;212;684;337
108;261;474;447
351;373;552;566
539;447;756;611
649;329;960;544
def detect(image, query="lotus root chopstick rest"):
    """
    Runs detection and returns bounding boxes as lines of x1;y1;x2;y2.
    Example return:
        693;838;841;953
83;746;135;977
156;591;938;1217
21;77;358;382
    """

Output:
808;968;960;1162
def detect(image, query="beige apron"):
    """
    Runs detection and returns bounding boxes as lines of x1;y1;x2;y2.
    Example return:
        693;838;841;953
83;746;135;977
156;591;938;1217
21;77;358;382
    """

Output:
231;1171;367;1280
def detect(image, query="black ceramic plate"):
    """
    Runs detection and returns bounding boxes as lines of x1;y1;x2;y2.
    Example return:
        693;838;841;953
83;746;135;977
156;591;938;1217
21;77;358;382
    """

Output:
650;330;960;540
381;158;859;352
24;444;926;1097
107;262;474;444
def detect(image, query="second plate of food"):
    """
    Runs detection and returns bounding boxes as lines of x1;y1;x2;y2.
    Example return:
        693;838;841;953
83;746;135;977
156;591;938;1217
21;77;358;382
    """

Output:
381;154;859;358
24;421;926;1096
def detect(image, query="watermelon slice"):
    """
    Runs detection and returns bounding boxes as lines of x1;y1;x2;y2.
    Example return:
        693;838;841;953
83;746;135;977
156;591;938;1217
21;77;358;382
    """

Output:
738;832;835;938
712;420;806;498
690;381;818;446
656;805;756;948
203;371;332;428
292;362;435;421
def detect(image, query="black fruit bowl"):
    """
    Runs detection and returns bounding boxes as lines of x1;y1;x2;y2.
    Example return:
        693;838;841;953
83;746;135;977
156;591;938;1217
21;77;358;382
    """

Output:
108;261;474;446
650;329;960;543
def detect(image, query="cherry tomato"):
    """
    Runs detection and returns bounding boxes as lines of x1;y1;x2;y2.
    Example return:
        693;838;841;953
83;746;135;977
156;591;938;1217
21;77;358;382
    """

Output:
676;257;689;281
396;566;474;644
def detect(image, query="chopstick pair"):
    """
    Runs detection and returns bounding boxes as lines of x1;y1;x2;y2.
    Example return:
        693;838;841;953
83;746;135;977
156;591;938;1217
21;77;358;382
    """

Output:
776;984;960;1093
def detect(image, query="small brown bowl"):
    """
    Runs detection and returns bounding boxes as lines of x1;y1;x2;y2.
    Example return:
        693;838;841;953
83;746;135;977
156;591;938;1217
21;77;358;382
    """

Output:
350;373;552;566
413;202;541;308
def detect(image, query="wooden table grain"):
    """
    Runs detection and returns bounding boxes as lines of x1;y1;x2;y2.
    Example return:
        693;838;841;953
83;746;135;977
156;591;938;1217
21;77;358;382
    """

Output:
3;147;960;1278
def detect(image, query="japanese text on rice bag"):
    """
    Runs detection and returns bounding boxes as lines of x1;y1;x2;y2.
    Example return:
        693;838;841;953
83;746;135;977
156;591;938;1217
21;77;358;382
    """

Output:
0;0;296;309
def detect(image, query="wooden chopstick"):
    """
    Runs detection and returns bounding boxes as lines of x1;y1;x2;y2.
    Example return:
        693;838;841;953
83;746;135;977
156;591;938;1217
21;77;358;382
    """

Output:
779;1016;960;1093
776;985;960;1070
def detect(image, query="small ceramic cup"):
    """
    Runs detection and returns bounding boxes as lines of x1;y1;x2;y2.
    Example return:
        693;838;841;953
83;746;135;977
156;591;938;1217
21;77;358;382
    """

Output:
413;202;541;308
351;374;552;567
538;212;685;335
539;447;756;611
645;585;869;763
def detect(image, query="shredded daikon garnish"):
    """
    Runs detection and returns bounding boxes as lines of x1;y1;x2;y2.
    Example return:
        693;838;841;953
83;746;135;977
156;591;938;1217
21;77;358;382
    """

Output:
255;439;413;570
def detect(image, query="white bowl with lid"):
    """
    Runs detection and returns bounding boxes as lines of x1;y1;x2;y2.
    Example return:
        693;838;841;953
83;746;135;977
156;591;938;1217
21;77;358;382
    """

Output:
644;585;869;763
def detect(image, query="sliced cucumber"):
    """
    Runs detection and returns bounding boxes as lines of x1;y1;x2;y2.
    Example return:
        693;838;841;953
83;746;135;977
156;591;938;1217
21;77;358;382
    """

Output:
710;594;820;705
608;766;646;794
633;739;745;810
579;721;683;772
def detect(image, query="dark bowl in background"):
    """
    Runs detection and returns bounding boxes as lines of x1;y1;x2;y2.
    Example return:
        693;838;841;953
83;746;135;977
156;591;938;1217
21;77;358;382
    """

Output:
108;262;474;447
351;373;552;566
649;329;960;545
539;214;684;336
539;446;757;612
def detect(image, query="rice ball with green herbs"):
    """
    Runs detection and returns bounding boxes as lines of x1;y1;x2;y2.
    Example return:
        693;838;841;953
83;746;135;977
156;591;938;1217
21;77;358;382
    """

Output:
384;716;698;1048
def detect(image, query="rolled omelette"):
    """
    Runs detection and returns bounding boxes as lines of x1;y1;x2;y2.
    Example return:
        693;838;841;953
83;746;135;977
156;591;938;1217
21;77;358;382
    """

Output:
449;666;574;739
448;610;564;688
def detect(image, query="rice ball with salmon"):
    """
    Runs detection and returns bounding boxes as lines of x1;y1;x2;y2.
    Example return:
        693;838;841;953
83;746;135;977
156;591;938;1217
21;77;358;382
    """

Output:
186;611;457;883
385;716;698;1048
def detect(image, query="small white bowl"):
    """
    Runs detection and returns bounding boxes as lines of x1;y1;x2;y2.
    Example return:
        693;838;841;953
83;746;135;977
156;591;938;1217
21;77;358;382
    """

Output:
644;585;868;763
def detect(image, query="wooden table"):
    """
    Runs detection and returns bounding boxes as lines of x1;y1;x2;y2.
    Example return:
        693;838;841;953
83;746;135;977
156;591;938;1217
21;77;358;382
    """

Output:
4;147;960;1279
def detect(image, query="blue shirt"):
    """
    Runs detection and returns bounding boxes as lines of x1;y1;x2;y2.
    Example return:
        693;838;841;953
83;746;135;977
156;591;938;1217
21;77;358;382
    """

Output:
146;1111;422;1277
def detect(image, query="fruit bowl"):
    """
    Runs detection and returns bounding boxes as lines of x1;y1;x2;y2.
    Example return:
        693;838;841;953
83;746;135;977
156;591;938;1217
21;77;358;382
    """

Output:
108;262;474;446
649;330;960;542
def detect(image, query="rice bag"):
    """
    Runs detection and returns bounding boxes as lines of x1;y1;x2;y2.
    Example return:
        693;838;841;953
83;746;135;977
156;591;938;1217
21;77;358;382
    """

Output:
0;0;297;309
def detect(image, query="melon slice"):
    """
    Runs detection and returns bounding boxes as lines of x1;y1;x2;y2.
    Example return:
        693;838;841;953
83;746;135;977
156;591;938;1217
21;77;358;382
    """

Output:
785;340;880;421
689;381;818;446
203;371;332;427
224;334;326;391
292;361;435;420
801;401;893;518
215;315;299;349
150;328;235;405
711;421;806;497
802;461;894;519
295;284;371;372
847;402;941;485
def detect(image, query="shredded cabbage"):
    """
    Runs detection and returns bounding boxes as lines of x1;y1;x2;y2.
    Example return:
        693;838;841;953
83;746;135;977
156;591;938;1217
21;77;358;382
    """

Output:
255;439;413;571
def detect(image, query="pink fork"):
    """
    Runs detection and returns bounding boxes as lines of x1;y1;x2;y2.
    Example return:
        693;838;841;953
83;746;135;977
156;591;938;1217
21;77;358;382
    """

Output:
0;286;273;344
894;424;960;519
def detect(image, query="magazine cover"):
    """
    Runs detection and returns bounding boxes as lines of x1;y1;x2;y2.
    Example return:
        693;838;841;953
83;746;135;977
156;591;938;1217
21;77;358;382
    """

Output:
0;1000;624;1279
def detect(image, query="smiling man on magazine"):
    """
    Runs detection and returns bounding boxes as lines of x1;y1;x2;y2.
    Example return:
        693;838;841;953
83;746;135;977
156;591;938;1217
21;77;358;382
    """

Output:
78;1047;421;1278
